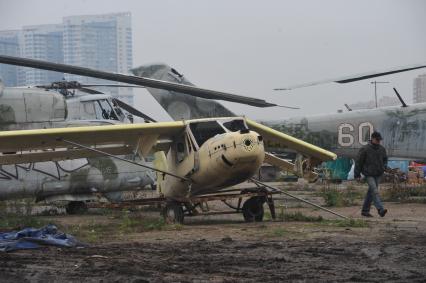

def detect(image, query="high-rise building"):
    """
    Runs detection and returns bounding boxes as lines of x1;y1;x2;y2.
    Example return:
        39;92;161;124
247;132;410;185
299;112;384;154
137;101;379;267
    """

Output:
21;24;64;86
63;12;133;105
413;74;426;103
0;12;134;104
0;30;21;86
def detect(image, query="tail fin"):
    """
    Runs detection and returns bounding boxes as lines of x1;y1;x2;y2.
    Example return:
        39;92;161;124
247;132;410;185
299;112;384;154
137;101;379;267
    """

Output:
132;64;235;120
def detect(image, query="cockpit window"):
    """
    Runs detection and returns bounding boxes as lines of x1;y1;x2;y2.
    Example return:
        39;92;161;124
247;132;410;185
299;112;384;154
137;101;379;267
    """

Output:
80;101;96;119
189;121;226;147
223;120;248;132
111;99;125;120
95;99;119;120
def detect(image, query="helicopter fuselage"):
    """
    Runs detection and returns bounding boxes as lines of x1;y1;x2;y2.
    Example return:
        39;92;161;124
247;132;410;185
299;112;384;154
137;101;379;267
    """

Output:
0;87;154;203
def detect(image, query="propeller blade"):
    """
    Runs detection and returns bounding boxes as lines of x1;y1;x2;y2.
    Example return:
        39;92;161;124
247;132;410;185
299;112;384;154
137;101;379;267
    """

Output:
0;55;278;108
113;98;157;122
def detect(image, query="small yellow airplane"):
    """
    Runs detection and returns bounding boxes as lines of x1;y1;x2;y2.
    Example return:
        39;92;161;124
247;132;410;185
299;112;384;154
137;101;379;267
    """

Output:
0;116;336;222
0;55;337;223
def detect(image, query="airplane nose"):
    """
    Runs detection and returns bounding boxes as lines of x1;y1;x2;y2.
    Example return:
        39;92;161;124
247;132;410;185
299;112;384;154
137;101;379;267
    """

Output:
242;136;255;152
229;132;264;164
212;131;264;168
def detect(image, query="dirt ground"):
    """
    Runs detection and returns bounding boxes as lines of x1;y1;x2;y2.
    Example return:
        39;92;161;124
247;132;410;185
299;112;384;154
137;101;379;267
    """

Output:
1;187;426;282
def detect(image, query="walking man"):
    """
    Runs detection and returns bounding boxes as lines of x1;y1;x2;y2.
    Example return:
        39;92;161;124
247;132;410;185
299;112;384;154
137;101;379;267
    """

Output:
354;131;388;217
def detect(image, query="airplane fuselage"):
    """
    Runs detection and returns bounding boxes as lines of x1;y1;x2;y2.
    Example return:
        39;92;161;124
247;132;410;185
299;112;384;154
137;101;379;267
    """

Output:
157;118;265;199
267;103;426;160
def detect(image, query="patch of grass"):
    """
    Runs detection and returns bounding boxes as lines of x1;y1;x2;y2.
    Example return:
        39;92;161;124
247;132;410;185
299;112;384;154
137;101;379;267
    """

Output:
383;184;426;202
320;186;362;207
269;227;288;237
0;214;51;230
322;189;343;206
62;221;113;243
282;212;323;222
383;184;410;201
321;218;369;228
265;210;323;222
59;211;182;243
119;211;173;232
142;218;167;230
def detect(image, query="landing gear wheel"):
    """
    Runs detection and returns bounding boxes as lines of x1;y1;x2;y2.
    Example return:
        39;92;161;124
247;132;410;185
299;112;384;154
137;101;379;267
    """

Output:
242;197;265;222
65;201;88;215
162;201;184;224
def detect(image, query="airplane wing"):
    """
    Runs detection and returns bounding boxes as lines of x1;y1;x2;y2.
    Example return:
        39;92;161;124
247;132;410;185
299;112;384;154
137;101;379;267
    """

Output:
0;55;276;108
246;119;336;162
247;119;336;181
274;63;426;91
0;122;185;165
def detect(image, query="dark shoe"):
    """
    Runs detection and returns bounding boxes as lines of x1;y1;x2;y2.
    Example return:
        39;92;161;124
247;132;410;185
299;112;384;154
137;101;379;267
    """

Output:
361;212;373;217
378;209;388;217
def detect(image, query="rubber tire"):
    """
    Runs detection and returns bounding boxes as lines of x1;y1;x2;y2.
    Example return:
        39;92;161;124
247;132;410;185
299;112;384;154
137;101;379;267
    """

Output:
65;201;88;215
162;202;184;224
242;197;264;222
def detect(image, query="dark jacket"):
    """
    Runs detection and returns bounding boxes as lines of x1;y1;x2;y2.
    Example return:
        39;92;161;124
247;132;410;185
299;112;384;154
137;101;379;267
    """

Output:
354;142;388;178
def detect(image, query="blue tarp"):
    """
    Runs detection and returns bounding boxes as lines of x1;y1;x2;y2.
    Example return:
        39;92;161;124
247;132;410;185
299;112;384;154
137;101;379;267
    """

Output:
388;160;410;174
322;158;354;180
0;224;83;252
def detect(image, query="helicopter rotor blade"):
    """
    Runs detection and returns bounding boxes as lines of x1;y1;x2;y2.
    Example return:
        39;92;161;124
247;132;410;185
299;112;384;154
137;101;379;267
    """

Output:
81;84;145;88
79;87;104;94
0;55;280;108
274;63;426;91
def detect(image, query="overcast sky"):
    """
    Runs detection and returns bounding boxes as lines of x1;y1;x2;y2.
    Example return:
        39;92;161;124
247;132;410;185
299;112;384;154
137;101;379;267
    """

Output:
0;0;425;121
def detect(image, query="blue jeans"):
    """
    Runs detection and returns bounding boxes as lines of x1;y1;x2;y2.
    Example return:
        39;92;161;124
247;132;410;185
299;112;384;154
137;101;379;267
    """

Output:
362;176;384;213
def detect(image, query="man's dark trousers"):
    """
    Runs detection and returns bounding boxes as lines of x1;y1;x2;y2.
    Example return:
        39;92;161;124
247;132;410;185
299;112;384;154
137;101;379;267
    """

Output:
362;176;384;213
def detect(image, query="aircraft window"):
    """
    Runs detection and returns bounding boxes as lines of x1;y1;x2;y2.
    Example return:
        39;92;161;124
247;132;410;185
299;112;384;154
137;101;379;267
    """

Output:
223;120;248;132
189;121;226;147
111;100;125;120
95;99;119;120
80;102;96;119
94;101;104;119
177;142;185;153
176;135;187;163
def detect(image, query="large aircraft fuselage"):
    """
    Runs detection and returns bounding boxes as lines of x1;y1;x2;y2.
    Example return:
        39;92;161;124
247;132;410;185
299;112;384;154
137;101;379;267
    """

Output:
267;103;426;160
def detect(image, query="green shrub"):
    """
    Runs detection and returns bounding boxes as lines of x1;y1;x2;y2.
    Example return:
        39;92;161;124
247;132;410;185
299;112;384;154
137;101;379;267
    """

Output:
321;186;361;207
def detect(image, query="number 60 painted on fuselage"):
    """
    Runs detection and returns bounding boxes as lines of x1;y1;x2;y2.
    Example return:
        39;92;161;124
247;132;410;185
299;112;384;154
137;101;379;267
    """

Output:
338;122;374;147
